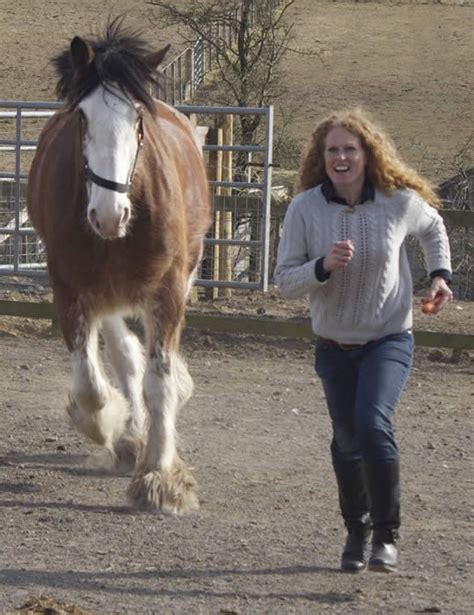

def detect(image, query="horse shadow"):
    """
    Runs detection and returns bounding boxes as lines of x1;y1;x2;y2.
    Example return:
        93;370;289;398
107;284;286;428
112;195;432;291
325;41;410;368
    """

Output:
0;565;351;605
0;450;128;477
0;450;135;515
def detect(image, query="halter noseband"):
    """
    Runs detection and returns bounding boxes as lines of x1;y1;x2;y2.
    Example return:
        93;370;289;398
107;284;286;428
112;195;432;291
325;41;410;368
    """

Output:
82;114;144;194
84;164;132;193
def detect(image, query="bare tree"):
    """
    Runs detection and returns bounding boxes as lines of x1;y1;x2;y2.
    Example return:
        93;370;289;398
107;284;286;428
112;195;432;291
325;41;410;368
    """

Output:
147;0;300;149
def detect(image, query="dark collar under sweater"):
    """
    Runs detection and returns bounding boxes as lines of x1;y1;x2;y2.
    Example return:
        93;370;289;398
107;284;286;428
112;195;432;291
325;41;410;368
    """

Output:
321;177;375;205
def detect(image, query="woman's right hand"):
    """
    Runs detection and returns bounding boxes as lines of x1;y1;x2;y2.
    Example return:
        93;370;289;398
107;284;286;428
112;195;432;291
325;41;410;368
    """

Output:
323;240;355;273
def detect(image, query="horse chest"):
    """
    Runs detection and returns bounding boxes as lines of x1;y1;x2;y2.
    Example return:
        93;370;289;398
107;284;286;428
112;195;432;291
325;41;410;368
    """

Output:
56;237;160;301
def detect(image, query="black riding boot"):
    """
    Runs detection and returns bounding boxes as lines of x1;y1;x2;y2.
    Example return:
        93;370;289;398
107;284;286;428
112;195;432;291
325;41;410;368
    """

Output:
333;458;371;572
365;461;400;572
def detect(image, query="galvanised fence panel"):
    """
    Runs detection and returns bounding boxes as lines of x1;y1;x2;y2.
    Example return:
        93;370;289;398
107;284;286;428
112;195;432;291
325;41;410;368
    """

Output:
0;101;273;291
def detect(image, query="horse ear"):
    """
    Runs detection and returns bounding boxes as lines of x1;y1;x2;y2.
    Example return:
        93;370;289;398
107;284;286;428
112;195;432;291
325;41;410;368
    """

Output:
70;36;95;70
146;44;171;69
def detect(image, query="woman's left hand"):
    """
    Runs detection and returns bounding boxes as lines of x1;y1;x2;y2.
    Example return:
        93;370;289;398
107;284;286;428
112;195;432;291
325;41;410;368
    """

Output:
422;277;453;314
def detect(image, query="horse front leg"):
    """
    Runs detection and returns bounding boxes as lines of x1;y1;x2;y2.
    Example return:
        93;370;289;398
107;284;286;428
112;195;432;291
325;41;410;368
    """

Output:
128;291;197;514
101;315;147;469
54;289;131;457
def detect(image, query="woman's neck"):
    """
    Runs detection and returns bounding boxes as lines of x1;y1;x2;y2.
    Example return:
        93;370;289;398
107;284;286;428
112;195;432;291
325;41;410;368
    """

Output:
334;177;365;207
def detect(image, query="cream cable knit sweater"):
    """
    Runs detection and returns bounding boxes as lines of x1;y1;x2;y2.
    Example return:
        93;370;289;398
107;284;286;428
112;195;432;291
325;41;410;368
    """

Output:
275;185;452;344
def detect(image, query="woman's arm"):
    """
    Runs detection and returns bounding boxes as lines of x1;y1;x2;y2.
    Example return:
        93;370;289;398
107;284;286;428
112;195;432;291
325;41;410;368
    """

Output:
274;201;328;299
407;193;453;313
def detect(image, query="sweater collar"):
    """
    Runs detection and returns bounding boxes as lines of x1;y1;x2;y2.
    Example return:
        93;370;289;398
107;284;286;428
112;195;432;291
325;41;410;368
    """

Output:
321;177;375;206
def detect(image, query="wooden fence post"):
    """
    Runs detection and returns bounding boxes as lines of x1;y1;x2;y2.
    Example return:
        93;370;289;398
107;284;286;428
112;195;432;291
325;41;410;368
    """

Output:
206;123;223;300
218;114;234;297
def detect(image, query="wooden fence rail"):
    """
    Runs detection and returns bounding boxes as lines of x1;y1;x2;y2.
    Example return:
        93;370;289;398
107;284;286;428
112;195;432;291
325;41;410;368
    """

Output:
0;299;472;350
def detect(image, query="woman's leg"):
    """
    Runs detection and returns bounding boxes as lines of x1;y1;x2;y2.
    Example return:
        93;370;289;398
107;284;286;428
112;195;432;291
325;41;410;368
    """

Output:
315;341;371;571
355;331;414;571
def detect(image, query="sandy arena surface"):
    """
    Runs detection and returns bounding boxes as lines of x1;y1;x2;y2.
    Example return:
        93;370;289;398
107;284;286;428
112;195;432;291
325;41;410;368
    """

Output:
0;324;472;614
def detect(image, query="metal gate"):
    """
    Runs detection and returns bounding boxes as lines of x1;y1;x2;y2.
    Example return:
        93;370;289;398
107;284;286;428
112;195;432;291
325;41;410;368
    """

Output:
0;101;273;291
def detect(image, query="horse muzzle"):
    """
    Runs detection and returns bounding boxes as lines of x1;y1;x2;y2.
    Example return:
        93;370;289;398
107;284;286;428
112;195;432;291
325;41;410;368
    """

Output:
88;201;131;239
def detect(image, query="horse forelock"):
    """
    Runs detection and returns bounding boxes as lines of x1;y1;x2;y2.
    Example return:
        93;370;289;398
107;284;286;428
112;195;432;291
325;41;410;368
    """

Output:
52;18;163;111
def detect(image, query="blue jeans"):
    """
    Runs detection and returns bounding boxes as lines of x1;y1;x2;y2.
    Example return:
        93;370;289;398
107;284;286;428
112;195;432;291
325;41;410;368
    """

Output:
315;331;414;466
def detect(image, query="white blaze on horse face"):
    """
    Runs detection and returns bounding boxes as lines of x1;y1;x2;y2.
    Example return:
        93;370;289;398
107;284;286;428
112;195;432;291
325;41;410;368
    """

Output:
80;85;139;239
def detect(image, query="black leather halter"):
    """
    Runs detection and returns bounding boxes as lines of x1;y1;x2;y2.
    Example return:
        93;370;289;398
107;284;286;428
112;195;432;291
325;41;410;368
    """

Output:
83;114;144;194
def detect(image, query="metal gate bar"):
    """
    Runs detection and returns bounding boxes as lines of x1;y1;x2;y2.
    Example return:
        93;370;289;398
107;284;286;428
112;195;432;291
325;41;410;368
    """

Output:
0;101;273;290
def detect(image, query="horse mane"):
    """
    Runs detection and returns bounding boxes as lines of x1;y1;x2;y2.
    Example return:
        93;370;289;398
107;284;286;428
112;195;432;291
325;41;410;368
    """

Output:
52;17;163;111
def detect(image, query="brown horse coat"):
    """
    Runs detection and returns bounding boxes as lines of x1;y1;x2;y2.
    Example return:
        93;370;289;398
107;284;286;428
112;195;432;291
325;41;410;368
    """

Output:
28;100;211;346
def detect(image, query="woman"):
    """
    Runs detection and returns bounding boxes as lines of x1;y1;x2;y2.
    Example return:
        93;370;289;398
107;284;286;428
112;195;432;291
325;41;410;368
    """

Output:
275;109;452;573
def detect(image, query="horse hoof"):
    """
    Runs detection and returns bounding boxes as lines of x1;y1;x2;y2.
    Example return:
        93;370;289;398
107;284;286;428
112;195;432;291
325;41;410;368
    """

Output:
65;387;130;449
65;393;106;446
113;434;143;473
127;463;199;514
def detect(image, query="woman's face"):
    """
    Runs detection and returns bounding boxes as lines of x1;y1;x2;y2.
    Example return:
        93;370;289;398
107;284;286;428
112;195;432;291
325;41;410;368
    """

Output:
324;125;368;191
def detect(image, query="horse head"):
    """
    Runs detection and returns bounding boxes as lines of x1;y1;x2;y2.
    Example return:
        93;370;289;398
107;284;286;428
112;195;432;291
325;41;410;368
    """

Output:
56;22;170;239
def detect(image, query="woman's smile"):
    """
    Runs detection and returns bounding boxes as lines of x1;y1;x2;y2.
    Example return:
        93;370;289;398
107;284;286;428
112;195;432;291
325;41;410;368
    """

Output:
324;126;367;202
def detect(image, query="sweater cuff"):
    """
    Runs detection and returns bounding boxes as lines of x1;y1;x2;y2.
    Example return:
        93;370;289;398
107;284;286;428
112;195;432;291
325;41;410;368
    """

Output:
315;256;331;282
430;269;452;286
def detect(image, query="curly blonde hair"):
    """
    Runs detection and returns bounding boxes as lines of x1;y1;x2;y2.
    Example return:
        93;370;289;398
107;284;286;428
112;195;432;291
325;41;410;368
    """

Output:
298;108;441;208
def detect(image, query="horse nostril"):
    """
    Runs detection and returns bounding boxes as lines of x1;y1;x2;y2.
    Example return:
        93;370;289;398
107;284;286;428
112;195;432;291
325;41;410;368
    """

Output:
120;206;131;227
89;208;100;230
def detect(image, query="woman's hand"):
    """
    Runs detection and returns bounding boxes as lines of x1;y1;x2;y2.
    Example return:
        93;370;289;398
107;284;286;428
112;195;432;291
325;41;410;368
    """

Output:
323;240;355;273
421;277;453;314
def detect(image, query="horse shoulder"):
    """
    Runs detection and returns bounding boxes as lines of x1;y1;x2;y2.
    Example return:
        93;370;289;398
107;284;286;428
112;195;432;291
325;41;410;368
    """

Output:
152;100;203;157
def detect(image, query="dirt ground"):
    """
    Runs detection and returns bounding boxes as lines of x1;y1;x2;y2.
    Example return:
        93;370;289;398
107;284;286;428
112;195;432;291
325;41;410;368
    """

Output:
0;315;472;614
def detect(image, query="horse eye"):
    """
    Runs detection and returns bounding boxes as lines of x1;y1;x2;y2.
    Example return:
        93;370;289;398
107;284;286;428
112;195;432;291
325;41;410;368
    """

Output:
79;109;88;128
